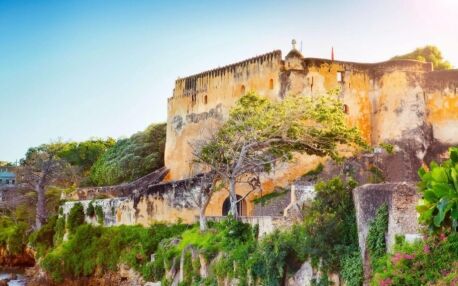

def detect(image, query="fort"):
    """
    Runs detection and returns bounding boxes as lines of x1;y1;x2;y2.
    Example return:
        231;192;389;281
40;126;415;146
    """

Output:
64;41;458;229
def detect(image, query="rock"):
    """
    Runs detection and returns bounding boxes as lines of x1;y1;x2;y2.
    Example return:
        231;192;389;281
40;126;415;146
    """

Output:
144;282;161;286
287;261;314;286
0;280;7;286
10;273;17;280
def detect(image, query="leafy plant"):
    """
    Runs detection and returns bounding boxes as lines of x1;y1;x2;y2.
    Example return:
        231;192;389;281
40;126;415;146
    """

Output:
87;201;95;217
366;204;388;268
67;203;85;233
417;147;458;232
95;205;104;225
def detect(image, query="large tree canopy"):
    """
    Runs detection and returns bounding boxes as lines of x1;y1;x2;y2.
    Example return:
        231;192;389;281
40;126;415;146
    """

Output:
391;45;452;70
89;123;166;186
193;92;365;217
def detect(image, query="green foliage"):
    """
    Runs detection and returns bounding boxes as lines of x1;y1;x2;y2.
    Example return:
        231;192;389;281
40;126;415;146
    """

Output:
0;216;28;255
303;177;360;273
87;201;95;217
67;203;85;233
391;45;452;70
90;123;166;186
372;233;458;285
303;163;324;178
366;204;388;268
379;143;394;154
54;216;66;245
417;147;458;232
40;223;189;282
95;205;104;225
252;187;289;205
340;252;364;286
29;216;58;258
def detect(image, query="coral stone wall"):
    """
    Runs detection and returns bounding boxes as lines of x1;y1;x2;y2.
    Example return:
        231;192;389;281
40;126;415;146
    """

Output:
165;51;283;181
164;48;457;219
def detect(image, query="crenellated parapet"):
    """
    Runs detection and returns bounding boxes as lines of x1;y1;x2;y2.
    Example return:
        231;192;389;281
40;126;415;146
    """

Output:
171;50;282;100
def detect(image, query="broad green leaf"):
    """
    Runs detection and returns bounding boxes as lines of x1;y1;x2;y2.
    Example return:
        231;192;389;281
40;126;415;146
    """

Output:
424;190;438;203
450;147;458;164
451;205;458;220
431;167;448;183
431;183;454;198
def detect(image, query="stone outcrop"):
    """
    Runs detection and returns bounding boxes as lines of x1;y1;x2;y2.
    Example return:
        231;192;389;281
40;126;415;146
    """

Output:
0;247;35;268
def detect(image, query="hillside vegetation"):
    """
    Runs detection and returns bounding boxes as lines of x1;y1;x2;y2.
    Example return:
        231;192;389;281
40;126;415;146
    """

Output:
89;123;166;186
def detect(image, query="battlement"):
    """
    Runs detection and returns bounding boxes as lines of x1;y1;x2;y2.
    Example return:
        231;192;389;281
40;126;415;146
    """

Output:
171;50;282;100
302;57;433;73
176;50;281;84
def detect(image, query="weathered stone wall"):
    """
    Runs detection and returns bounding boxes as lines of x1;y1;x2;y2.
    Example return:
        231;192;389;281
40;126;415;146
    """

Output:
164;46;457;218
353;182;421;283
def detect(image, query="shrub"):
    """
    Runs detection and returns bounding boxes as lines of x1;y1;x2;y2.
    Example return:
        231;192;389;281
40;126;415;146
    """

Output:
366;204;388;268
95;205;104;225
0;216;28;255
417;147;458;232
40;223;189;282
67;203;85;233
29;216;58;257
372;233;458;285
302;177;360;274
87;201;95;217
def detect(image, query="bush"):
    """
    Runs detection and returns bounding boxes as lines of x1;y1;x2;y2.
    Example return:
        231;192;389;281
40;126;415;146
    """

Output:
67;203;85;233
40;223;189;282
95;205;104;225
303;177;360;274
372;233;458;285
366;204;388;268
417;147;458;232
0;216;28;255
29;216;58;257
87;201;95;217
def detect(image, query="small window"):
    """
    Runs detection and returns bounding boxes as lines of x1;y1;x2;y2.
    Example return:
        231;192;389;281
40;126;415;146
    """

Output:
204;95;208;104
269;79;274;90
337;71;344;82
5;180;9;184
12;180;15;185
343;104;349;114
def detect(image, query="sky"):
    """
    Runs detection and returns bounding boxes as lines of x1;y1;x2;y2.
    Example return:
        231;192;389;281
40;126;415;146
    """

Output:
1;0;457;162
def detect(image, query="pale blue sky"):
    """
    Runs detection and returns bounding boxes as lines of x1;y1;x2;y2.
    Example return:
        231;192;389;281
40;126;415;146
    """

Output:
1;0;457;162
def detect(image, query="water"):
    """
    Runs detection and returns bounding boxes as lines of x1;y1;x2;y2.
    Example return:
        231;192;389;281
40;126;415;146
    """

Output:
0;268;27;286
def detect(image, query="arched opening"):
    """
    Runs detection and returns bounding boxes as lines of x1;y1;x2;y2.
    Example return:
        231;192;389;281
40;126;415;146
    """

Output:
343;104;349;114
269;79;274;89
240;85;246;95
204;95;208;104
222;195;247;216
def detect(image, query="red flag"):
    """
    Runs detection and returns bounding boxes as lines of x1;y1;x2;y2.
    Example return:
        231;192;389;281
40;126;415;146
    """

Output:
331;47;334;61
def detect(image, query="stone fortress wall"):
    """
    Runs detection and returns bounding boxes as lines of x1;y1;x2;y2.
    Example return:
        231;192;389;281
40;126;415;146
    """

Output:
63;42;458;229
164;43;458;217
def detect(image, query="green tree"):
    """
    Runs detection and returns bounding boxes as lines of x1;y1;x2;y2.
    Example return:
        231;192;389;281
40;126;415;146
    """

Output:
391;45;452;70
193;92;364;217
90;123;166;186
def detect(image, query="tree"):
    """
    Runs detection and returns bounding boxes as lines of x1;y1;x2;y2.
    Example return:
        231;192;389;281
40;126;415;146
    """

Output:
185;170;221;231
17;144;77;229
192;92;364;218
90;123;166;186
391;45;452;70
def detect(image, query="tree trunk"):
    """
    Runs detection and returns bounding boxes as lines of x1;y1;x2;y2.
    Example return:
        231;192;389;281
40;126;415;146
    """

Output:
229;178;238;218
199;205;207;231
35;182;46;229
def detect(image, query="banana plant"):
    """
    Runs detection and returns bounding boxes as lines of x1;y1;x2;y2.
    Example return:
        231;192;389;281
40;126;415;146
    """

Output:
417;147;458;232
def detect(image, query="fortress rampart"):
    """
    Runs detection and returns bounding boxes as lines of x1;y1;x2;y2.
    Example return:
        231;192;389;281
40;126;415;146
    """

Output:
164;43;458;217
